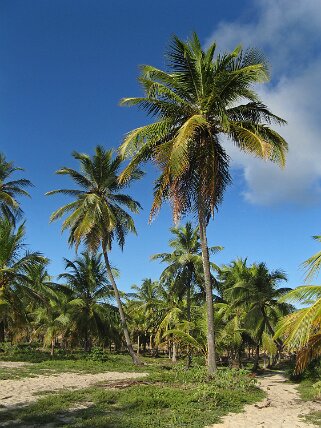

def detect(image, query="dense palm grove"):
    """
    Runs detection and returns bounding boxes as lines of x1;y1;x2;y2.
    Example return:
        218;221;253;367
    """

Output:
1;34;320;376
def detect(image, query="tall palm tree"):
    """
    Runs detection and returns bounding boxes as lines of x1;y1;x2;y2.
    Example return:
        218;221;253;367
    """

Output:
46;146;143;364
151;222;222;366
0;153;32;225
118;33;288;373
58;252;113;351
0;217;44;342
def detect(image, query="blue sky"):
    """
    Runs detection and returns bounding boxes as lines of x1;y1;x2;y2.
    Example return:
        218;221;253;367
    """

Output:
1;0;321;292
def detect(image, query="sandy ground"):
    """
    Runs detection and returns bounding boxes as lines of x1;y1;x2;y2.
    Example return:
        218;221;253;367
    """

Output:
1;364;320;427
0;362;31;368
0;367;147;409
208;372;321;428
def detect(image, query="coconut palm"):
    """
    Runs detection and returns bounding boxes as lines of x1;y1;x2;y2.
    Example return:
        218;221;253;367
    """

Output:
275;285;321;374
58;252;113;351
32;287;79;355
128;278;160;353
153;279;185;361
273;235;321;373
0;217;45;342
0;153;32;225
151;222;222;365
220;259;291;370
119;33;288;373
46;146;143;364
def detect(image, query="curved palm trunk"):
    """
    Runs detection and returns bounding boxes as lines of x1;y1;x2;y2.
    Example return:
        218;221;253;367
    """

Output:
102;248;142;365
198;208;217;374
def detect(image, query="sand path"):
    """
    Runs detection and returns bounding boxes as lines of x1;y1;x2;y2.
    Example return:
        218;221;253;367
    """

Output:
0;366;147;409
208;371;321;427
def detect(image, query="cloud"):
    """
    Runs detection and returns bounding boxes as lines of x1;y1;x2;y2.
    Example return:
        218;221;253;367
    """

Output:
206;0;321;205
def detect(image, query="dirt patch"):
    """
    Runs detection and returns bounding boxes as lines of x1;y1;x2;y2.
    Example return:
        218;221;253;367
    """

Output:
208;372;321;427
0;362;31;369
0;371;147;410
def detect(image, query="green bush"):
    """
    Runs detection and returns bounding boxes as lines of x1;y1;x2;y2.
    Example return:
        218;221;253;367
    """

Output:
87;348;109;362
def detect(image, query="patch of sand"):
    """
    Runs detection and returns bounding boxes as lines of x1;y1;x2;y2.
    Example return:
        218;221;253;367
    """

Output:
0;362;31;369
208;372;321;427
0;371;147;409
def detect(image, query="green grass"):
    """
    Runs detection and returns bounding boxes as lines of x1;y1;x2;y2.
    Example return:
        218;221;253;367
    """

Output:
0;383;262;427
0;355;265;427
297;379;321;427
290;364;321;427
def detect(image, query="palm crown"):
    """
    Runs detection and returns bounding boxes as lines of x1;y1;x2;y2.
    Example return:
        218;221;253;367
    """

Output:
220;259;291;338
0;218;45;339
58;252;111;301
0;153;32;224
46;146;143;251
151;222;222;297
119;33;287;221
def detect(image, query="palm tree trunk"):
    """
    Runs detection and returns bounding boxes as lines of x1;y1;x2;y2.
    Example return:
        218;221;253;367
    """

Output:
186;267;192;368
84;306;90;352
253;344;260;371
102;247;142;365
51;338;55;356
0;321;5;343
198;207;217;374
172;342;177;362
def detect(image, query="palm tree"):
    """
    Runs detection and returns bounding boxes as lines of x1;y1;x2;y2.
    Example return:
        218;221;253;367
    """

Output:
0;217;44;342
215;302;247;368
58;252;113;351
153;279;185;362
274;236;321;373
118;33;288;373
275;286;321;374
151;222;222;366
0;153;32;225
128;278;160;353
220;259;291;370
272;235;321;373
32;287;78;356
46;146;143;364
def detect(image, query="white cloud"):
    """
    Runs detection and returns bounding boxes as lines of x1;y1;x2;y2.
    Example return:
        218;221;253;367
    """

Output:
206;0;321;205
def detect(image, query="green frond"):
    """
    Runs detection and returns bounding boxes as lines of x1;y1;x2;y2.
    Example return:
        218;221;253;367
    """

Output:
303;244;321;282
262;332;277;356
169;115;209;177
279;286;321;304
